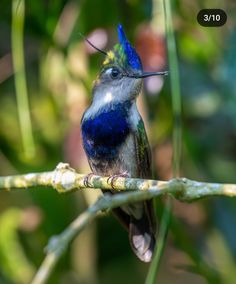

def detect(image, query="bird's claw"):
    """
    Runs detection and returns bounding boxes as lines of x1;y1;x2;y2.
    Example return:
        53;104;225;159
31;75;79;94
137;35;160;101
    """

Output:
83;173;94;187
107;172;129;189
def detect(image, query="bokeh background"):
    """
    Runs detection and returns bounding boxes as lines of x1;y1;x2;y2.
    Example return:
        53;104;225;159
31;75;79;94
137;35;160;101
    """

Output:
1;0;236;283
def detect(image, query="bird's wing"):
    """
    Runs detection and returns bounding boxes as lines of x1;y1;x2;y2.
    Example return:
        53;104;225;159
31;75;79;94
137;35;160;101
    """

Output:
94;117;156;262
133;118;152;179
126;118;157;262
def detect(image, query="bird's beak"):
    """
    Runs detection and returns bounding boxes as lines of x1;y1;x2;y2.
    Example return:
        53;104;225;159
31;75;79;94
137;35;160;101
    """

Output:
128;71;169;78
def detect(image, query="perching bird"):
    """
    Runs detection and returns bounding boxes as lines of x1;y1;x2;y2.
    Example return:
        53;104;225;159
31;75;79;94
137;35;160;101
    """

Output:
81;24;167;262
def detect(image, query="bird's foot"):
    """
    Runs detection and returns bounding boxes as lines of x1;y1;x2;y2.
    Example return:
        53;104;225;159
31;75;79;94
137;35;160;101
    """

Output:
83;173;94;187
107;171;129;189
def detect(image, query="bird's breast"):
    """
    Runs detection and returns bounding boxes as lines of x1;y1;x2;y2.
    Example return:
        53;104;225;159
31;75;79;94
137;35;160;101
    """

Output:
81;102;132;160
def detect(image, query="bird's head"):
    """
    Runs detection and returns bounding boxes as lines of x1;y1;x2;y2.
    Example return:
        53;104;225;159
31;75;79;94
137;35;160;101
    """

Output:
91;24;167;103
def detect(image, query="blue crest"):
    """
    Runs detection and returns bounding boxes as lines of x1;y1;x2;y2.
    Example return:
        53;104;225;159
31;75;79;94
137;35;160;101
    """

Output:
117;24;142;71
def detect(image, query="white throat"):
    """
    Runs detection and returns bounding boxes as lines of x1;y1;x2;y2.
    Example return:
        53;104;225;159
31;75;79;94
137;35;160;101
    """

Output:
84;90;127;118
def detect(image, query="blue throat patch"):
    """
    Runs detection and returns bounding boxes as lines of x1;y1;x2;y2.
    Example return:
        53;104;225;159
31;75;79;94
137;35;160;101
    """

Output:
82;101;132;160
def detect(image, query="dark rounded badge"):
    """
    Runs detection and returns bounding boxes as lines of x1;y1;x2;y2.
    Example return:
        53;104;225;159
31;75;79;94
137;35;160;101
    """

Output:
197;9;227;27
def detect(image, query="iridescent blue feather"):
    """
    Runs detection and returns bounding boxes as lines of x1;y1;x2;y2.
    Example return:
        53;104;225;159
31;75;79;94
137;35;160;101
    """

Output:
117;24;142;71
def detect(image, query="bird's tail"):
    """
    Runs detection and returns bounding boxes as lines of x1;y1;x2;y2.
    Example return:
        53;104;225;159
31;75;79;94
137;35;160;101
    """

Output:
129;200;156;262
113;200;156;262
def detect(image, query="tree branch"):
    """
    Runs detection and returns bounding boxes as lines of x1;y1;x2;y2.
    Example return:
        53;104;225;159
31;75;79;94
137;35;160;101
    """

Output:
1;162;236;201
1;162;236;284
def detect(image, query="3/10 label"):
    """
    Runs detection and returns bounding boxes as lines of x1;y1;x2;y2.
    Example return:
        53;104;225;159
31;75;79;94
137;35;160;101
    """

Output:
197;9;227;27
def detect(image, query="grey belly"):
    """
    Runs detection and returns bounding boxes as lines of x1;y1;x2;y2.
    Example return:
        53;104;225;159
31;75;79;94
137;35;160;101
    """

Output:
88;135;143;219
89;134;137;177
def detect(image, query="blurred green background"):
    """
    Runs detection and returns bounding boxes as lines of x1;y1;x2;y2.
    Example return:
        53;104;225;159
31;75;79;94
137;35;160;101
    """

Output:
1;0;236;283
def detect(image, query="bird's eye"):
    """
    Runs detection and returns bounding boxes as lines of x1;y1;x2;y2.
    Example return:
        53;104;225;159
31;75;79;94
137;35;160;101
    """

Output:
110;68;120;79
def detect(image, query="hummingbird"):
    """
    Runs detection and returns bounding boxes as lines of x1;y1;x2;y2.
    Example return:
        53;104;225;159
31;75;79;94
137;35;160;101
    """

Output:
81;24;167;262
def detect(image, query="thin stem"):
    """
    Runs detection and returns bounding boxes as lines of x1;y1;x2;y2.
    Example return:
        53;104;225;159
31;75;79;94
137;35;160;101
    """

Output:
12;0;35;159
146;0;182;282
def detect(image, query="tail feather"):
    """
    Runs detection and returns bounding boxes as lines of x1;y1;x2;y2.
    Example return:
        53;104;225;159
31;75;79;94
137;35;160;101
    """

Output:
129;209;156;262
112;200;156;262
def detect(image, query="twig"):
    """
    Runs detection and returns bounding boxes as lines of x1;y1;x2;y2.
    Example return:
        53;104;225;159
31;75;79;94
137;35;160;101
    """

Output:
1;162;236;283
1;162;236;201
30;189;167;284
